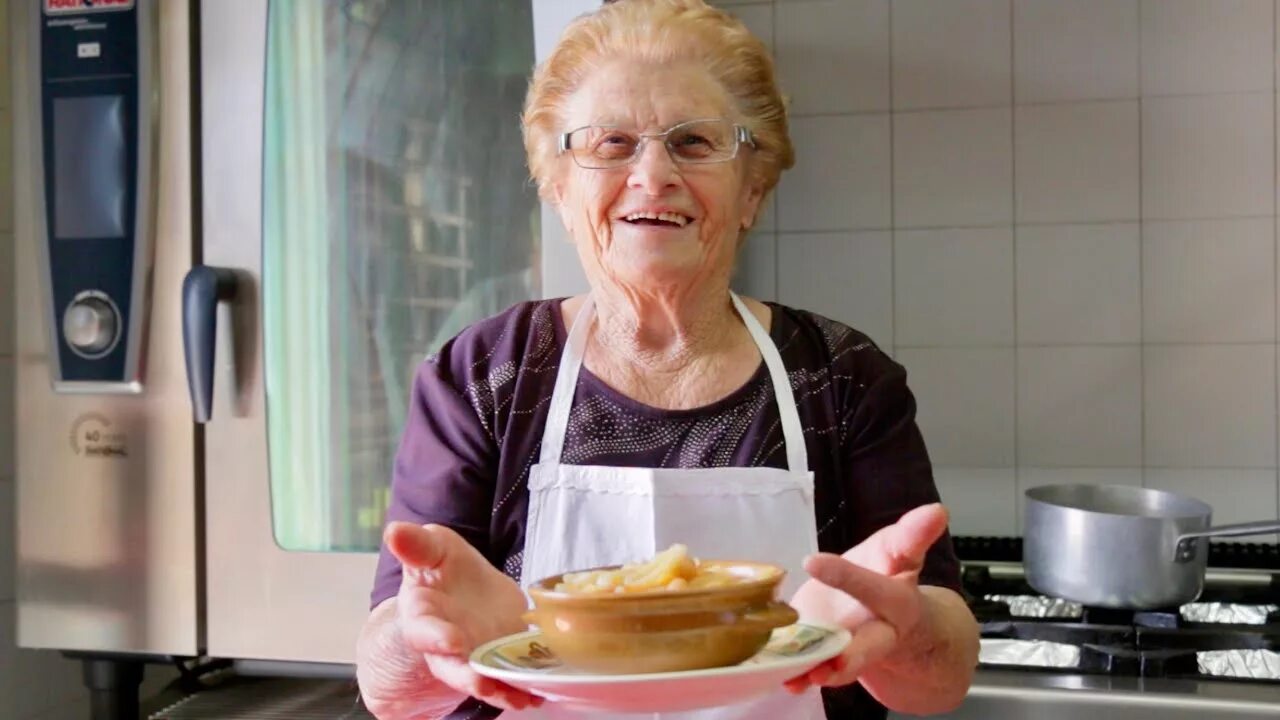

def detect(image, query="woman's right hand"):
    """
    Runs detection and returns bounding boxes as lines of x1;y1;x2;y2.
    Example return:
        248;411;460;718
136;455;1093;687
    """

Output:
385;521;543;712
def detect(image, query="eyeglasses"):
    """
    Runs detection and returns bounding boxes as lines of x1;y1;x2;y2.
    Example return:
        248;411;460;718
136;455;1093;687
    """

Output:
557;118;755;170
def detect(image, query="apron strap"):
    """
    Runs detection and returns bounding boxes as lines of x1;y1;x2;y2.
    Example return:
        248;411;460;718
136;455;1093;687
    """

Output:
539;293;810;473
730;292;809;474
539;296;596;464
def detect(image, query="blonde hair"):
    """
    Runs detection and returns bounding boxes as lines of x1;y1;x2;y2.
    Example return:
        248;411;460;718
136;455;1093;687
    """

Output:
522;0;794;203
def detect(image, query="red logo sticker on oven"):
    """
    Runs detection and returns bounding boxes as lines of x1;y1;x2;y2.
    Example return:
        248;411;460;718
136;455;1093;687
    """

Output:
45;0;134;15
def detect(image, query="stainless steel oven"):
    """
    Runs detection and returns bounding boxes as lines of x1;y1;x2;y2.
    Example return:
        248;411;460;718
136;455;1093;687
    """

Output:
14;0;596;713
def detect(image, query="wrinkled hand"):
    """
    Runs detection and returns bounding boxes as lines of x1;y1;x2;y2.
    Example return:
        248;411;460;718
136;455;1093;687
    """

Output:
785;503;949;692
386;521;543;712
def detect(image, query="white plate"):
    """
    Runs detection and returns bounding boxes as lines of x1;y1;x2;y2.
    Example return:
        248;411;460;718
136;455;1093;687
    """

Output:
469;622;851;714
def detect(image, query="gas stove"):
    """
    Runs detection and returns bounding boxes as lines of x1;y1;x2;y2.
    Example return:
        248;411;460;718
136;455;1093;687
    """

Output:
892;538;1280;720
965;564;1280;681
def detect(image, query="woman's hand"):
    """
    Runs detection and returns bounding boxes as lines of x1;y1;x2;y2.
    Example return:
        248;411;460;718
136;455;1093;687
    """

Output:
784;504;978;713
385;521;543;712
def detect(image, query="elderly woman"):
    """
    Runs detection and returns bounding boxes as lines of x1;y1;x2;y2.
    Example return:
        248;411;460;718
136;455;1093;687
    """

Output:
356;1;979;718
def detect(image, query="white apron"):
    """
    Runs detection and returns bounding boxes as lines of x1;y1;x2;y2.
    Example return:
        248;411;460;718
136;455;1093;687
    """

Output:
511;293;826;720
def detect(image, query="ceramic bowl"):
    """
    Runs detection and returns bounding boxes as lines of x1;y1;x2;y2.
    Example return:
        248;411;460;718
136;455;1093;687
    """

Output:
523;561;798;675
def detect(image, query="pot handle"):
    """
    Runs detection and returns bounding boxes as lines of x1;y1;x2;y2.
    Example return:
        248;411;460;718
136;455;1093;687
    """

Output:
1174;520;1280;562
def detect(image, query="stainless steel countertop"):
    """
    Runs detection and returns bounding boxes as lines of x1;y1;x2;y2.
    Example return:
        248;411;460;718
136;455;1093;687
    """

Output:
889;669;1280;719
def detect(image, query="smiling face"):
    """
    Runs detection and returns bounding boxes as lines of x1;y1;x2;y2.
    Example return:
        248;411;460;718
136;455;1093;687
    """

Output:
551;59;764;297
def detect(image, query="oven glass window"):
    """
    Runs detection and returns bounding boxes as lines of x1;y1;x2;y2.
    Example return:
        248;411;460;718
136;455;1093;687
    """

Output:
262;0;540;551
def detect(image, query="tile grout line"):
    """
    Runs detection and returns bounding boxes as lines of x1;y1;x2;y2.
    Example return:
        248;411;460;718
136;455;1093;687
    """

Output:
785;89;1277;122
776;215;1280;236
887;0;896;353
771;0;779;302
1137;0;1146;489
1009;0;1020;532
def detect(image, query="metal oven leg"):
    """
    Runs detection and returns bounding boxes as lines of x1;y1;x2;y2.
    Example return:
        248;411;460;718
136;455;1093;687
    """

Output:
68;653;144;720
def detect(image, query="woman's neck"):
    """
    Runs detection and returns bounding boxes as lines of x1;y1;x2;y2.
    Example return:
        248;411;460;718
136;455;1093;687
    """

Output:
589;281;742;376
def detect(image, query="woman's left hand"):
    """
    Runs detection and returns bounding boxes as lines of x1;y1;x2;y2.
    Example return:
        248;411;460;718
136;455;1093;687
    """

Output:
784;503;951;693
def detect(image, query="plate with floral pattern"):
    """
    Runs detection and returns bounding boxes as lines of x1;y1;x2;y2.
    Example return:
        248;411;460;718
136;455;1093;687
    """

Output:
469;622;850;714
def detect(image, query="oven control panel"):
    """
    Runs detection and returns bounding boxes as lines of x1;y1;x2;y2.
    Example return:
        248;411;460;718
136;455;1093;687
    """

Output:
37;0;153;391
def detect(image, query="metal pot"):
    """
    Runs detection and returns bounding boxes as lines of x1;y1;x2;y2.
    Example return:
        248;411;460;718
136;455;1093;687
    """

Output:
1023;484;1280;609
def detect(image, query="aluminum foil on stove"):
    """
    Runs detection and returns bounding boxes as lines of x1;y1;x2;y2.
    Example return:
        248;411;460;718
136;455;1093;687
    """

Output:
1180;603;1279;625
979;639;1081;668
1198;650;1280;680
985;595;1083;619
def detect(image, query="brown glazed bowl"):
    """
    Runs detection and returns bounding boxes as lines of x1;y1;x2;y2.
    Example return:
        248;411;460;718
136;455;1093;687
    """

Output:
523;561;799;675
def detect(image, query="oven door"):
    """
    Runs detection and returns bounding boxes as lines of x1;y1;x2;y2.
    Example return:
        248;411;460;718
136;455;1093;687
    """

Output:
198;0;595;663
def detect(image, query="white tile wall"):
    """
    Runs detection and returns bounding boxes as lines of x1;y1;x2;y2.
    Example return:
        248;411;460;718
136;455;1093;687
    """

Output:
891;0;1011;111
1015;223;1141;344
0;232;11;356
777;232;893;348
1140;0;1273;96
1016;346;1143;468
894;227;1014;345
0;357;10;481
893;108;1013;228
723;2;772;50
13;643;89;720
754;193;777;234
0;607;87;720
1013;0;1139;104
1014;101;1139;224
1142;93;1274;220
0;110;10;236
712;0;1280;538
735;232;777;300
934;468;1018;536
0;480;11;603
1142;218;1275;343
0;20;9;124
1145;469;1280;542
0;602;13;714
777;114;891;231
895;347;1016;467
775;0;889;115
1144;345;1277;468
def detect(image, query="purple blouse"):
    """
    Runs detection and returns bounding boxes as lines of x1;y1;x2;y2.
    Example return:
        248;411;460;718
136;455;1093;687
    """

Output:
371;299;961;719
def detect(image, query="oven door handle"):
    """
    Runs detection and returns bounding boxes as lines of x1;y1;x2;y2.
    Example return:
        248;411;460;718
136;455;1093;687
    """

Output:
181;265;239;423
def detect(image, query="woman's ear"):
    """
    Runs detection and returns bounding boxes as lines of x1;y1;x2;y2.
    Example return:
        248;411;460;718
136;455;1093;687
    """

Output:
549;178;565;209
555;200;576;239
740;183;765;231
549;180;574;237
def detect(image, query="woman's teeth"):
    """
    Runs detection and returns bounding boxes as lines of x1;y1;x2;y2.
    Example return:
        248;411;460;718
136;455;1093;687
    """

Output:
624;211;690;227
